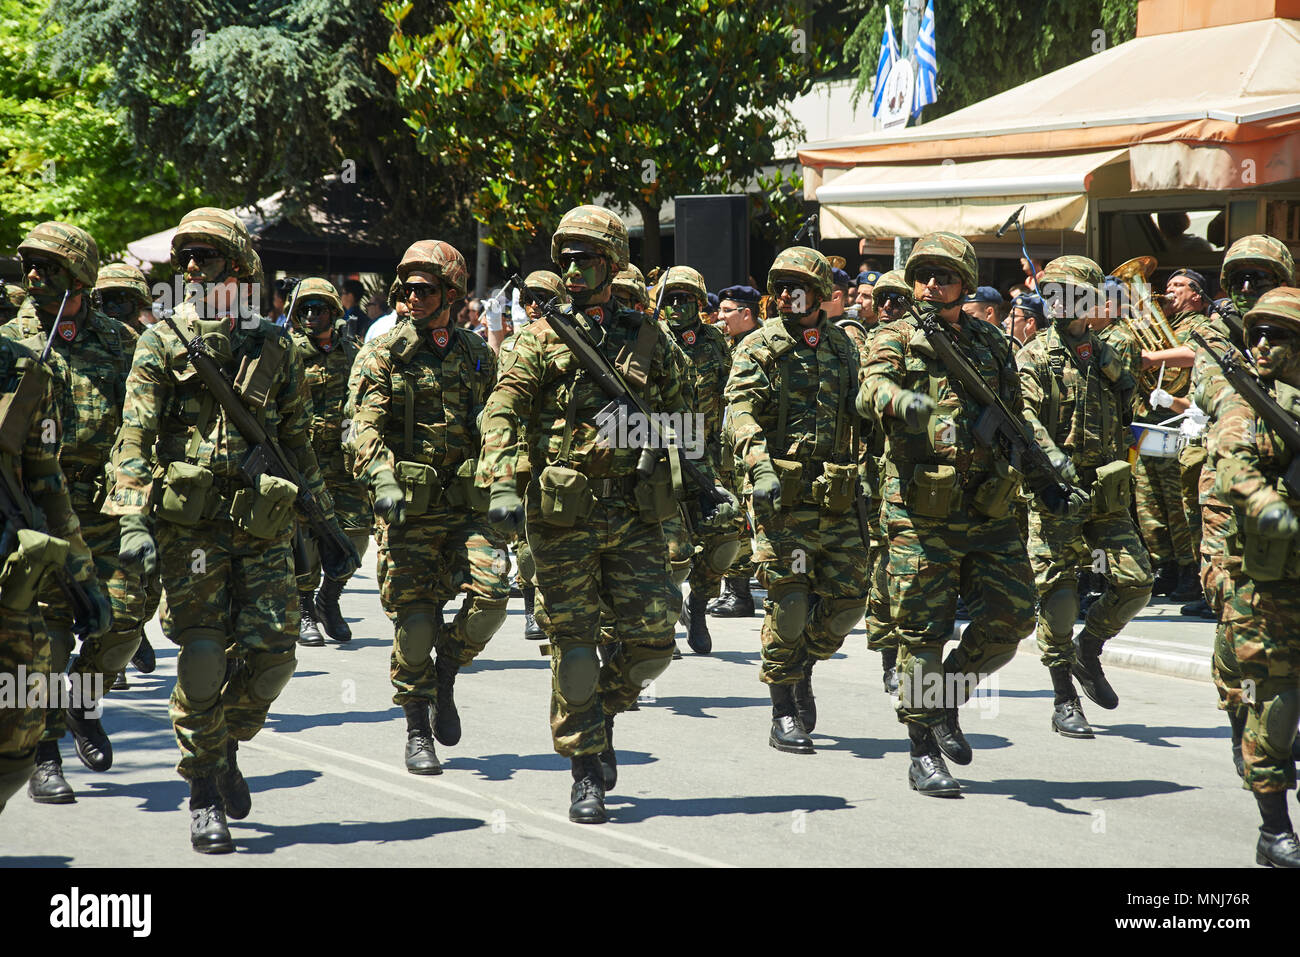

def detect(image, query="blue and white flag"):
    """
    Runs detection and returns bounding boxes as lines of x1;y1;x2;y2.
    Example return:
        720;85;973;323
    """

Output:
912;0;938;117
870;6;900;119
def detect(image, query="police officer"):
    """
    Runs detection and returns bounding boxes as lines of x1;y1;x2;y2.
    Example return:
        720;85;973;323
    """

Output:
350;241;508;776
106;207;352;852
726;246;868;754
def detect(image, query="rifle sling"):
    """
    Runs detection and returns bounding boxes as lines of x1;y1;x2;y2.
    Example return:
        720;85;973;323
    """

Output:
616;312;659;394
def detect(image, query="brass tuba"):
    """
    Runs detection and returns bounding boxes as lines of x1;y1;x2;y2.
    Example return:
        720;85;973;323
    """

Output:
1111;256;1191;399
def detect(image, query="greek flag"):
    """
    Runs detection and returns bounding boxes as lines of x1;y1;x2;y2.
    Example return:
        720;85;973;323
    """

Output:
870;6;900;119
912;0;938;117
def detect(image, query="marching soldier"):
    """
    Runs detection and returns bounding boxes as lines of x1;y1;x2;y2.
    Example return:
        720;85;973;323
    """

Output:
285;278;371;647
479;205;729;822
2;223;144;803
860;232;1084;796
105;207;354;852
1017;256;1153;736
611;265;650;313
726;246;868;755
350;241;509;776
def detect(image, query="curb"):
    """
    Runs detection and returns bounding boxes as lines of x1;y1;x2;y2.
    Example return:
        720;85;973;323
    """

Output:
1013;633;1211;684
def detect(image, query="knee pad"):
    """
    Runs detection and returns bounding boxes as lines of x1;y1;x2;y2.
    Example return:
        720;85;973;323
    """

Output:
1106;585;1152;625
670;558;693;586
820;596;866;640
624;641;675;690
768;582;811;643
702;536;743;576
175;627;228;710
47;626;74;674
395;603;439;671
247;649;296;704
976;645;1019;676
463;596;509;644
554;643;601;711
347;532;370;564
515;545;535;586
97;634;142;674
1040;585;1079;638
1257;687;1300;761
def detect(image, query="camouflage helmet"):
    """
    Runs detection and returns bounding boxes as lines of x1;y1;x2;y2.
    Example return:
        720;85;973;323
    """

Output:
288;276;343;320
1039;255;1104;299
95;262;151;306
18;222;100;289
523;270;570;304
171;207;257;278
872;268;911;306
397;240;468;297
1221;234;1296;289
904;231;978;293
1244;287;1300;339
611;264;649;306
550;205;630;271
767;246;833;302
661;265;708;305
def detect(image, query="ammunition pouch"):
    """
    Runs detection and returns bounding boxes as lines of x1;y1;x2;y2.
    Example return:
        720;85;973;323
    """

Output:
634;455;677;524
0;528;69;611
1235;511;1300;582
538;465;593;528
444;457;490;512
1091;460;1131;516
903;464;960;519
813;462;859;514
155;461;215;527
395;460;440;517
230;473;299;539
770;458;804;510
970;459;1022;519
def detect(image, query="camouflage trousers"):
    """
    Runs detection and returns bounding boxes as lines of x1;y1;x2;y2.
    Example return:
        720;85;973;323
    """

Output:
1133;453;1195;565
294;473;371;593
376;503;510;706
1027;501;1154;669
0;605;49;804
752;499;868;686
527;492;676;758
863;495;895;652
1220;568;1300;793
719;468;754;581
156;516;298;781
294;524;371;595
38;510;147;741
1178;444;1206;560
885;492;1034;729
1206;556;1244;713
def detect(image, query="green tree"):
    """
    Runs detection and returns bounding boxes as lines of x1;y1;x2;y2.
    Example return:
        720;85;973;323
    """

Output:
383;0;832;267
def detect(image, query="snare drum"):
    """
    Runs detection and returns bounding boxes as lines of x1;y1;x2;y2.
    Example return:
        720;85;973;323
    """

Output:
1130;423;1185;459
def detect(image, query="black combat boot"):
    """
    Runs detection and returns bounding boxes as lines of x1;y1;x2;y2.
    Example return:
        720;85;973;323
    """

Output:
65;699;113;772
881;646;899;696
1169;563;1202;603
793;660;817;732
522;586;545;640
1072;632;1119;710
686;590;713;655
1049;665;1094;738
599;713;617;791
1149;561;1178;599
1256;791;1300;867
433;656;461;747
297;592;324;647
131;634;156;674
710;576;754;617
933;706;972;766
706;577;734;615
189;775;234;854
403;700;441;775
768;684;814;754
27;739;74;804
217;738;251;820
1230;708;1247;778
1180;597;1215;619
908;723;961;797
112;672;129;691
569;754;607;824
315;576;352;642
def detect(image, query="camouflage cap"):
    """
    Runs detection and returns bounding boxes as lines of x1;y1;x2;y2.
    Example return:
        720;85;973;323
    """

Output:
18;222;100;289
768;246;833;302
523;269;570;304
289;276;343;319
611;264;648;306
171;207;257;278
872;268;911;305
904;231;978;293
1039;255;1104;299
661;265;708;305
1244;286;1300;338
551;205;630;271
397;240;469;296
95;262;151;305
1222;234;1296;288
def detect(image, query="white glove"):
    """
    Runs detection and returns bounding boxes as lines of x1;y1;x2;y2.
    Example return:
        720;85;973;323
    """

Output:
511;288;529;327
1179;417;1205;439
484;291;505;332
1149;387;1174;409
1185;400;1209;426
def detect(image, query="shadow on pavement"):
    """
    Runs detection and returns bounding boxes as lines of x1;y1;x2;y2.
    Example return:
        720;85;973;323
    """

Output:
448;750;656;782
0;856;75;868
1096;723;1231;748
266;709;401;733
228;815;484;853
81;768;321;812
659;694;768;718
605;791;852;823
705;650;762;666
461;657;551;672
961;777;1196;814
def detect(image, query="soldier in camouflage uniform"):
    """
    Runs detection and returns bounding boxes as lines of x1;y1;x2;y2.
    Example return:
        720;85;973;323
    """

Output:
1;223;145;803
726;246;868;755
860;232;1084;796
480;206;731;823
0;283;25;323
1017;256;1152;737
105;207;353;853
611;264;650;313
1208;287;1300;867
351;240;507;777
283;278;370;647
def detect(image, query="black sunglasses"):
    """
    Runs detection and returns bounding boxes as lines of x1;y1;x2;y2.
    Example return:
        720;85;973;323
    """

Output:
771;279;808;295
21;256;58;276
298;300;332;317
915;268;960;286
177;247;221;266
1252;324;1296;344
1229;270;1279;293
879;292;908;307
664;292;696;307
403;282;440;300
557;252;601;270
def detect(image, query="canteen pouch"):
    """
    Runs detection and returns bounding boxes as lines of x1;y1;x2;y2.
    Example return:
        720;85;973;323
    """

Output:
395;460;440;517
770;458;804;510
1091;460;1131;516
538;465;593;528
634;456;677;524
814;462;859;513
0;528;69;611
905;464;959;519
230;473;299;539
156;461;215;527
1238;511;1300;582
971;459;1022;519
445;458;490;512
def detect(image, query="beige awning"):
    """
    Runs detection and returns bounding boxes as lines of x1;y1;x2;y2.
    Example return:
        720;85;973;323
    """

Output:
816;149;1128;239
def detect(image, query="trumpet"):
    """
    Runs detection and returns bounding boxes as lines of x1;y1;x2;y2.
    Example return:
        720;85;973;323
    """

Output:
1111;256;1191;399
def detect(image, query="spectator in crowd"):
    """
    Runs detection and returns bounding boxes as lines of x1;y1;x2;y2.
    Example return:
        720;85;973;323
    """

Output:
364;278;408;343
269;277;295;327
704;292;720;324
1157;212;1215;256
340;278;367;336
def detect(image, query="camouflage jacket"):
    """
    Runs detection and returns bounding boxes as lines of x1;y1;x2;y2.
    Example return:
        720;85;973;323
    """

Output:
351;319;497;488
290;320;362;478
103;302;331;519
480;301;703;489
725;313;861;490
1016;325;1133;471
1099;321;1141;385
837;317;881;488
1210;375;1300;526
1;299;138;513
665;316;730;475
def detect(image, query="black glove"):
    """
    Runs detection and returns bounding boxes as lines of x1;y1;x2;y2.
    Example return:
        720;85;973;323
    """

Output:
1039;483;1089;519
118;513;157;578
